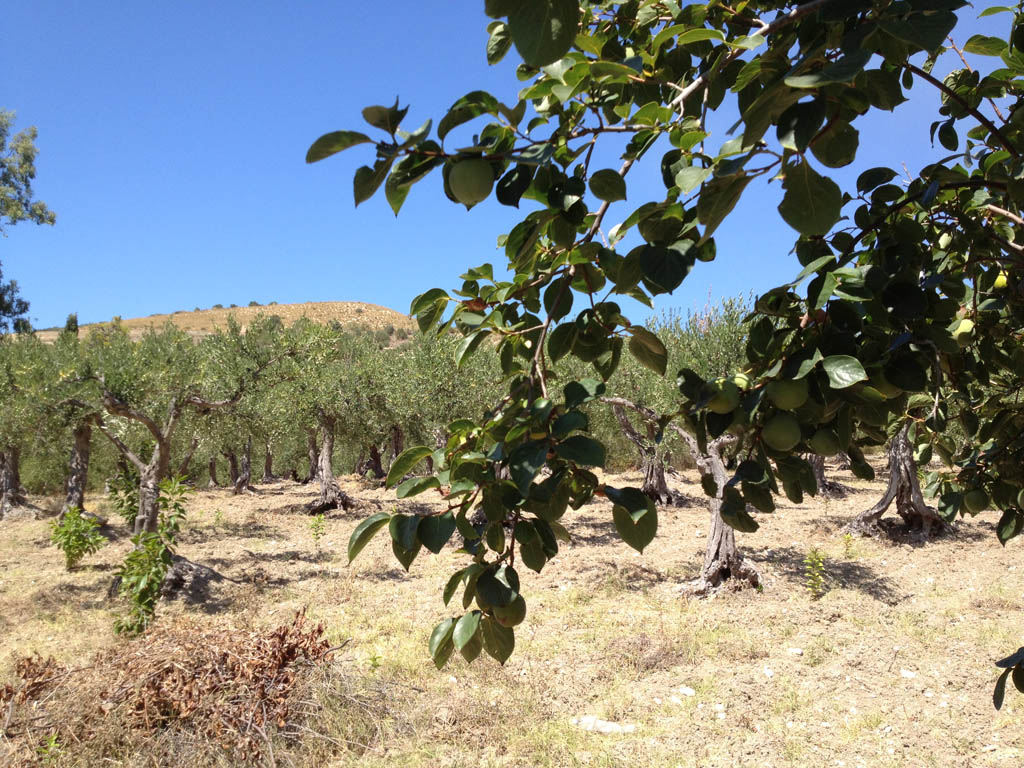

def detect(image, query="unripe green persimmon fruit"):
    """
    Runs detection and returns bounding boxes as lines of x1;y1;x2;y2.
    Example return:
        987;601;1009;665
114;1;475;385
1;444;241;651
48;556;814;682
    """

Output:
953;318;975;348
964;488;990;514
493;594;527;627
766;378;809;411
707;378;740;414
762;414;802;452
809;428;841;457
994;270;1008;290
449;158;494;206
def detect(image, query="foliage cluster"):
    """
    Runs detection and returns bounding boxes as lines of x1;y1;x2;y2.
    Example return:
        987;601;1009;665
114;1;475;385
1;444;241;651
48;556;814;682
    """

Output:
49;507;106;570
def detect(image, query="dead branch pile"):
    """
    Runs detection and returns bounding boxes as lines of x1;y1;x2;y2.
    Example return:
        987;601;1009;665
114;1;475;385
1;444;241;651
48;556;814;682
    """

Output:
1;612;342;765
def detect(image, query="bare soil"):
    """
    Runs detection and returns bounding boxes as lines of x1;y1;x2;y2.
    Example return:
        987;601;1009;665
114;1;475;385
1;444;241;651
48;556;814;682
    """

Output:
1;462;1022;767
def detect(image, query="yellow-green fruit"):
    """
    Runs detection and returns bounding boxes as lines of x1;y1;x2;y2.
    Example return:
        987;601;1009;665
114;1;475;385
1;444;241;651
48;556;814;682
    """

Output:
493;594;527;627
762;414;802;452
871;372;903;399
707;378;741;414
938;232;953;250
766;378;809;411
994;270;1009;290
732;372;752;390
809;428;841;457
449;158;494;206
964;488;990;513
952;318;975;348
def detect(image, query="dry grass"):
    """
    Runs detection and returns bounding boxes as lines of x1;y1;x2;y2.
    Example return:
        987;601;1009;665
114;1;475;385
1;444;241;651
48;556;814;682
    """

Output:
34;301;415;342
1;462;1023;767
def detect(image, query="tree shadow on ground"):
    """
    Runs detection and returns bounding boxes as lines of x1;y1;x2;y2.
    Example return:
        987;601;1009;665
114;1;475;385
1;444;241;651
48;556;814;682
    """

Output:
755;545;904;605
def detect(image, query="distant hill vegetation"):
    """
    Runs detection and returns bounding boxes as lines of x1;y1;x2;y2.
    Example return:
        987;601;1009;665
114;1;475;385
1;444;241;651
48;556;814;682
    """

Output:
34;301;416;342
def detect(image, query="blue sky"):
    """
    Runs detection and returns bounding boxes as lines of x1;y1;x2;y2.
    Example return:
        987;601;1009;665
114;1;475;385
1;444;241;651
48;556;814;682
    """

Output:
3;1;1007;329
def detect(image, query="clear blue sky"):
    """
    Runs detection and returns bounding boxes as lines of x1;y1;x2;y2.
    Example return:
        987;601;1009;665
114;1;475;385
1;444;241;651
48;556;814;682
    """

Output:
3;1;1005;329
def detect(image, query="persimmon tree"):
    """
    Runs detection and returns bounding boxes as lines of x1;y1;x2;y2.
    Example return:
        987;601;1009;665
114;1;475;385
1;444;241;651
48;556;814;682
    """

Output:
310;0;1024;686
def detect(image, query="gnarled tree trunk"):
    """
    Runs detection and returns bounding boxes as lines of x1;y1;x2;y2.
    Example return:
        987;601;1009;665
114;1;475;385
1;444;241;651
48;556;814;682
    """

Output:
233;436;255;495
304;429;319;484
671;428;760;594
600;397;684;506
846;422;951;538
804;453;847;498
0;446;26;518
261;443;274;483
207;456;219;488
61;422;92;519
177;437;199;478
224;451;239;486
308;413;354;514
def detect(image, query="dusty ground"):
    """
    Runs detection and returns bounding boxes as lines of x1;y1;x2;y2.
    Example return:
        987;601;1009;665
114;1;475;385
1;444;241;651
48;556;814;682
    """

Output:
33;300;415;342
1;462;1022;767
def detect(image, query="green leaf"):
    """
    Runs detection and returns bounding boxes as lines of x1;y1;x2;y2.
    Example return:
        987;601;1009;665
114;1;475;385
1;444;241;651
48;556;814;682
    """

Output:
637;243;693;295
554;435;606;467
362;99;408;134
509;0;580;67
720;494;760;533
487;21;513;65
879;11;957;54
674;166;711;194
606;486;657;553
438;91;501;140
997;509;1024;545
477;566;519;608
785;50;871;88
389;513;420;552
453;610;482;650
347;511;391;564
589;169;627;202
456;330;490;367
391;538;421;572
429;618;456;669
354;159;393;207
418;511;457;554
508;441;549;496
697;175;751;241
856;167;897;194
443;569;467;606
305;130;373;163
810;121;859;168
386;446;434;488
822;355;868;389
778;161;842;236
481;616;515;663
776;100;826;153
395;475;440;499
627;326;668;375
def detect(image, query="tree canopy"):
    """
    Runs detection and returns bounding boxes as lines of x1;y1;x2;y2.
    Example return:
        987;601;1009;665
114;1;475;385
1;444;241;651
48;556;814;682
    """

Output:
308;0;1024;689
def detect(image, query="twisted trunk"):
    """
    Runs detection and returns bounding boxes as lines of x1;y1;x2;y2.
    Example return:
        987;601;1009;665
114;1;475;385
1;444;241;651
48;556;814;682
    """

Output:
308;413;354;514
0;446;26;518
61;422;92;519
304;429;320;484
233;436;255;495
804;453;847;498
261;443;274;483
601;397;683;506
846;423;951;538
224;451;239;486
671;428;760;594
177;437;199;478
207;457;219;488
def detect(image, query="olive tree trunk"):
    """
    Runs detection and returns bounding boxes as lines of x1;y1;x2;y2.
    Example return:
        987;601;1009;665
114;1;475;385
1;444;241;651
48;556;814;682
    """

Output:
224;451;239;486
670;427;761;594
233;436;255;495
207;456;219;488
846;422;951;538
177;437;199;478
600;397;684;506
804;453;847;498
304;429;320;484
261;442;274;483
308;413;354;514
61;422;93;519
0;446;27;518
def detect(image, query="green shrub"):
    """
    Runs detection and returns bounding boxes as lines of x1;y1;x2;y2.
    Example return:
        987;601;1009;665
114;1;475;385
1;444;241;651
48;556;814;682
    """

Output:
50;507;106;570
114;477;191;635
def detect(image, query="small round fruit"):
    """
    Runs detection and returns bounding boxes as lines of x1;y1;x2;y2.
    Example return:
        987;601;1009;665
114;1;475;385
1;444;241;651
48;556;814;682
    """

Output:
732;372;752;390
449;158;494;207
707;378;741;414
766;378;809;411
994;270;1009;290
809;428;841;457
952;318;975;348
493;594;527;627
762;414;802;452
963;488;990;513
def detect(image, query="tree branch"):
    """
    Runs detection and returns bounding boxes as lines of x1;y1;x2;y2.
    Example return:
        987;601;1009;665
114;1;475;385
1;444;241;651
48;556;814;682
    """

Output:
92;416;145;472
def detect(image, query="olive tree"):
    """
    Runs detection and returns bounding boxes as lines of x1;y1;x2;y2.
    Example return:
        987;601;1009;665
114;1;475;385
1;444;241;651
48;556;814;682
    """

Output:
309;0;1024;686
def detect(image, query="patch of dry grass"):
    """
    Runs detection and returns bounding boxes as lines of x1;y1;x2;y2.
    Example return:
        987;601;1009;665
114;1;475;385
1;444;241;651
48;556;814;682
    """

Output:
2;462;1023;767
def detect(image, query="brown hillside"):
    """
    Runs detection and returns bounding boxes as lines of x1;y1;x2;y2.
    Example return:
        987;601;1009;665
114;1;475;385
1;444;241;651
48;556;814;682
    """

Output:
34;301;416;342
